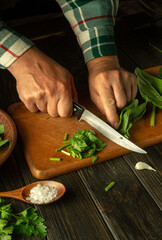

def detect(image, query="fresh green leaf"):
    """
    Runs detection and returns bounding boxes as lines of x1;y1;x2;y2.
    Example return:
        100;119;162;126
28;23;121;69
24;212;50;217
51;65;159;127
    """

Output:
0;200;47;239
0;140;10;147
14;208;47;238
34;221;47;238
92;156;99;163
0;234;12;240
135;67;162;108
118;100;147;138
158;67;162;79
0;199;5;206
0;204;12;219
0;219;8;229
0;125;5;135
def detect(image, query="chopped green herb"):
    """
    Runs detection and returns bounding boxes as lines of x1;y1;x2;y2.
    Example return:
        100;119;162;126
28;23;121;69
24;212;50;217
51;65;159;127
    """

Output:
92;156;98;163
113;166;115;171
46;117;50;119
50;157;61;161
63;133;68;141
66;129;107;159
150;105;156;126
56;143;71;152
105;182;115;192
61;150;70;156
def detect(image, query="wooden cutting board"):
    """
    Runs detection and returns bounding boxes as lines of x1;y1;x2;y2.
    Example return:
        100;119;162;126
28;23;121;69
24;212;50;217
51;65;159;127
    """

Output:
8;66;162;179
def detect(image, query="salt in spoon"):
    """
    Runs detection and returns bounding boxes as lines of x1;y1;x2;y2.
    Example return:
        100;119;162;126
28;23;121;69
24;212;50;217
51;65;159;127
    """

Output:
0;181;66;205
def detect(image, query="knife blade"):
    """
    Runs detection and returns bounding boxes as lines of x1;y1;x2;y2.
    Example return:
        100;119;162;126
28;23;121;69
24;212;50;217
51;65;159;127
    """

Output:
73;100;147;154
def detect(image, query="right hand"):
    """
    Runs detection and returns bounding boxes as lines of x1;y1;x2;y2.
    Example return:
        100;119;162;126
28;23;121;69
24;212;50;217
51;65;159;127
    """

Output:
8;46;78;117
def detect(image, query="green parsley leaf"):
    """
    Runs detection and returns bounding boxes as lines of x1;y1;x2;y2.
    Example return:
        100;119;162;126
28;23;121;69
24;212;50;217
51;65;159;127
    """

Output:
0;234;12;240
14;208;47;238
0;204;12;219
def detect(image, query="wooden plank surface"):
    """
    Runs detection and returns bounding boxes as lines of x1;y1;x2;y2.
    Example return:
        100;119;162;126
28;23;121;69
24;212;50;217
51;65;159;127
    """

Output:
78;154;162;240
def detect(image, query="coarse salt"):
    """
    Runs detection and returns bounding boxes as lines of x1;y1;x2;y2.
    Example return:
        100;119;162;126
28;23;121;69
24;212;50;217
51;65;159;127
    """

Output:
26;184;58;204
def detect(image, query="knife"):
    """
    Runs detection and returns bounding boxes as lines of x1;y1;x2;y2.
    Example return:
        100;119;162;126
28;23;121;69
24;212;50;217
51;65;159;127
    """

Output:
73;100;147;154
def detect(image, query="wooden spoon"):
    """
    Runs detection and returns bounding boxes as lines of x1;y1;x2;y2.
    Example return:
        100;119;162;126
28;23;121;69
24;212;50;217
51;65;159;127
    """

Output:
0;181;66;205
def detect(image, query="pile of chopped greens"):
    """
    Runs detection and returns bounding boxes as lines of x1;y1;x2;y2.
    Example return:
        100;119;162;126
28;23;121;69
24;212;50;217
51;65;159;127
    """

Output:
56;129;107;162
0;125;11;148
0;198;47;239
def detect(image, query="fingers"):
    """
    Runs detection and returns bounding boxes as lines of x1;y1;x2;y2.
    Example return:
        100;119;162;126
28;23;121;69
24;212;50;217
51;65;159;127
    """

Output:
24;102;38;113
99;86;119;129
89;69;137;129
47;97;59;117
70;78;78;102
131;74;137;100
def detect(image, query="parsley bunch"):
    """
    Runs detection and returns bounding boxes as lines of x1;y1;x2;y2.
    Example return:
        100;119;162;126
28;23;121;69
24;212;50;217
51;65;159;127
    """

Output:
0;198;47;239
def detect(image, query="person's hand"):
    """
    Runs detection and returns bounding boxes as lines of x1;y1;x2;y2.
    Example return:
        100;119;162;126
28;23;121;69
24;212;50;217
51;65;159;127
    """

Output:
87;56;137;129
8;46;78;117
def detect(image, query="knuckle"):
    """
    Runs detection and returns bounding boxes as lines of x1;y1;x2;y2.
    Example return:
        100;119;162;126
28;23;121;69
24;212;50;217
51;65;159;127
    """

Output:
96;72;108;83
105;97;116;106
113;69;121;81
60;111;71;117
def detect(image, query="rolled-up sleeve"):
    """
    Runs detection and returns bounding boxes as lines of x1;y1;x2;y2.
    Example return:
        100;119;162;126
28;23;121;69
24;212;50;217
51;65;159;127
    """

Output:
56;0;119;63
0;20;34;69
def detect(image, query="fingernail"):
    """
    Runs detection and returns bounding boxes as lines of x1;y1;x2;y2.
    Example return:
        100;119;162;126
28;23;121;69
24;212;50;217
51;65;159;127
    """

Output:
113;122;119;129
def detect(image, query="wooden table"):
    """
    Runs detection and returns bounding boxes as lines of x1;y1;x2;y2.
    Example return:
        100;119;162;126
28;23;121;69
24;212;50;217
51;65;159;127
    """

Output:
0;10;162;240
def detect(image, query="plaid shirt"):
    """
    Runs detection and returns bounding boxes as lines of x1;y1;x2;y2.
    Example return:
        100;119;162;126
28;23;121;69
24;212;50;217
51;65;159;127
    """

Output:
0;0;118;69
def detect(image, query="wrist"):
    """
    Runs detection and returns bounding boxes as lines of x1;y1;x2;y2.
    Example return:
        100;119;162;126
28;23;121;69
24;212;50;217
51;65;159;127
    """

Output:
7;46;38;74
87;56;120;73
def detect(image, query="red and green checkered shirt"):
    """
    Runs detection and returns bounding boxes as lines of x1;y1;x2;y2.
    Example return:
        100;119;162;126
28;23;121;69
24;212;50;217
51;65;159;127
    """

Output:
0;0;118;69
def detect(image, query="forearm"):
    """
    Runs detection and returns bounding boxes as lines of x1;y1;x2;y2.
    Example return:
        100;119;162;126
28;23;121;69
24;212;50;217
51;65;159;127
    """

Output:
56;0;119;63
0;20;34;69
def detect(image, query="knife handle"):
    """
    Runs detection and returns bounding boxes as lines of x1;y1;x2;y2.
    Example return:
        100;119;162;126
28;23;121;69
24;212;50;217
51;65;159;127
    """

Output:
73;100;84;120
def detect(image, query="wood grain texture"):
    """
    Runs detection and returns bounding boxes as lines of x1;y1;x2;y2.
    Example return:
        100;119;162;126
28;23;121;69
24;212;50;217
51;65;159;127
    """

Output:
123;143;162;210
78;155;162;240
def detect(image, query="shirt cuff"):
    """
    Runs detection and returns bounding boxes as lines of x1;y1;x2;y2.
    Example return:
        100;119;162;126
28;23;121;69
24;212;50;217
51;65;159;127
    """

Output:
0;27;34;69
77;25;117;63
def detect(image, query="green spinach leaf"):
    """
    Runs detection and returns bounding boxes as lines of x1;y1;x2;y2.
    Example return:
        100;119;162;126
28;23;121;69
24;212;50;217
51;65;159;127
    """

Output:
118;100;147;138
135;67;162;108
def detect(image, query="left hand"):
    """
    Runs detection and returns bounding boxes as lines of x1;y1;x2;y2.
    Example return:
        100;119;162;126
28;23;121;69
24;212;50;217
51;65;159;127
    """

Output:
87;56;137;129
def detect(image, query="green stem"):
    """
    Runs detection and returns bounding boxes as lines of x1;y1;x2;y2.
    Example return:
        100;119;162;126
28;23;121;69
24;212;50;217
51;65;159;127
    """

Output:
149;43;162;54
105;182;115;192
63;133;68;141
150;105;156;126
50;158;61;161
56;143;71;152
